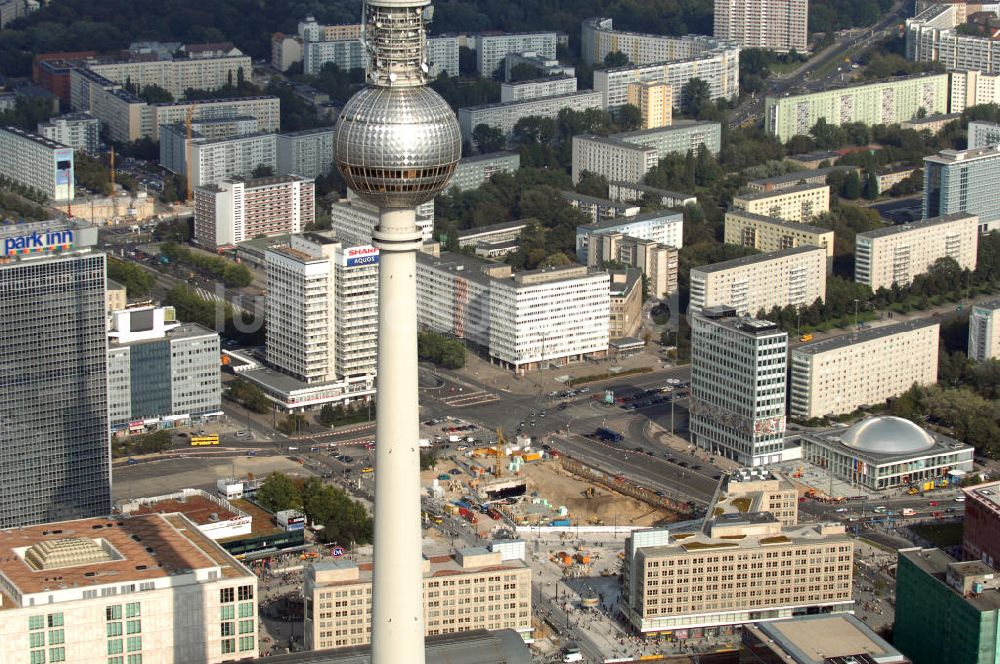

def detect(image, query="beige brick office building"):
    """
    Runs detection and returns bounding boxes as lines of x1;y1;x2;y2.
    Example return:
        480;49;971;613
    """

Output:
304;544;532;650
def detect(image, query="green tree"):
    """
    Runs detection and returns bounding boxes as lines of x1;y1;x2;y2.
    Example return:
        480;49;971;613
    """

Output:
227;378;271;414
256;472;300;512
251;164;275;178
617;103;642;131
842;171;862;200
603;51;629;67
681;77;713;119
107;257;154;297
508;62;541;82
306;484;374;545
863;171;880;200
471;123;506;153
138;84;173;104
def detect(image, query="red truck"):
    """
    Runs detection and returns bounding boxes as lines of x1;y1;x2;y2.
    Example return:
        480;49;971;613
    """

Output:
458;507;479;524
487;507;502;521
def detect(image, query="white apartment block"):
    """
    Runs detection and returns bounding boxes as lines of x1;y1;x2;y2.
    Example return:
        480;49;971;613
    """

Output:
854;213;979;291
504;52;576;81
161;124;277;188
764;73;950;142
586;233;679;299
0;513;259;664
732;183;830;223
969;300;1000;362
276;126;336;179
907;4;1000;75
194;175;314;248
689;245;827;316
627;81;672;129
608;181;697;209
87;54;251;101
456;220;528;248
330;195;435;246
790;319;941;420
563;191;640;222
582;17;740;67
571;134;658;185
297;17;363;43
426;36;460;78
0;0;37;28
458;90;604;144
37;112;100;155
949;70;1000;114
147;97;281;141
107;306;222;429
304;543;532;649
594;50;740;112
303;39;365;76
475;32;558;76
724;210;835;261
499;76;577;103
0;126;74;201
713;0;808;52
622;520;853;634
417;253;610;374
447;151;521;192
265;232;377;388
572;121;721;184
968;120;1000;149
271;33;303;72
575;209;684;262
690;307;788;466
746;166;855;193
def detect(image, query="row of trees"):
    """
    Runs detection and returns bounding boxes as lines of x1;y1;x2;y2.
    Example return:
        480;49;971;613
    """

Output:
0;189;48;221
319;402;373;428
418;331;467;369
890;383;1000;456
255;473;373;545
107;257;154;297
160;241;254;287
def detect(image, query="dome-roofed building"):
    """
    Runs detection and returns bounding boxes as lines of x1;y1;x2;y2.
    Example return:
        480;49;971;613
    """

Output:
798;415;974;492
841;416;936;455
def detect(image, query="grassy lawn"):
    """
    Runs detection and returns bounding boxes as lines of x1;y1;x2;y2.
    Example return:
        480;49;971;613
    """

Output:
911;522;964;548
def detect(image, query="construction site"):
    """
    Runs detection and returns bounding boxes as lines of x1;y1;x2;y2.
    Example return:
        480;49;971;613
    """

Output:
421;429;694;533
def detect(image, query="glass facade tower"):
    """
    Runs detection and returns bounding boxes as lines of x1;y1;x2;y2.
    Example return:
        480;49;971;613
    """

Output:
0;244;110;527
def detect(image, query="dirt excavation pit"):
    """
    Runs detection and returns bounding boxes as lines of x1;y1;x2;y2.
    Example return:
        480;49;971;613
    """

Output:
517;460;680;527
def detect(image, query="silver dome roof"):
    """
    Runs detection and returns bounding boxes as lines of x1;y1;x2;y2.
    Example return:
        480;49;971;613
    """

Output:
333;85;461;209
840;416;935;455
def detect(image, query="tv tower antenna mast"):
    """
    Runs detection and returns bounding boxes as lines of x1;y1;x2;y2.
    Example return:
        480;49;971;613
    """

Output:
332;0;461;662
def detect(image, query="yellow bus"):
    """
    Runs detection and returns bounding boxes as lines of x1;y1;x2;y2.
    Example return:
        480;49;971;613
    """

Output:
191;435;220;446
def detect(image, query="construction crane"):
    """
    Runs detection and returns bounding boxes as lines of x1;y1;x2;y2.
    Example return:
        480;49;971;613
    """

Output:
109;144;115;191
185;105;194;203
495;426;507;478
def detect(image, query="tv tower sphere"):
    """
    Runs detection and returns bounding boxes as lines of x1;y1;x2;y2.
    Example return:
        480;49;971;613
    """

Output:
332;0;461;210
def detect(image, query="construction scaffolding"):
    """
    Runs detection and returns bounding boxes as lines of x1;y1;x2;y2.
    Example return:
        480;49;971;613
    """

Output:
560;456;695;519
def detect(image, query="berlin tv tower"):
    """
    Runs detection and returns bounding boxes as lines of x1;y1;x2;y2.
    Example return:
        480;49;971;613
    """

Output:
332;0;461;662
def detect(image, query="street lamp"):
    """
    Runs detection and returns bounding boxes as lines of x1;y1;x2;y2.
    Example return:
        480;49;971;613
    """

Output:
853;298;860;331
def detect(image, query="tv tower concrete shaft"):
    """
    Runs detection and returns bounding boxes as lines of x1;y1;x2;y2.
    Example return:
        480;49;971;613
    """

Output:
371;207;424;662
332;0;462;661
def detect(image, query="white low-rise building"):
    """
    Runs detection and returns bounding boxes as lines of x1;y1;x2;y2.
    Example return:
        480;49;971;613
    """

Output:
447;151;521;192
459;90;604;144
499;76;577;102
417;253;610;374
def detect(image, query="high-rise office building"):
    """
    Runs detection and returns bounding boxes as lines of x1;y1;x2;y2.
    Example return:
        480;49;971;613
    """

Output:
713;0;808;52
0;219;110;528
924;146;1000;233
690;306;787;466
106;306;222;430
969;300;1000;362
193;175;314;249
37;112;101;155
